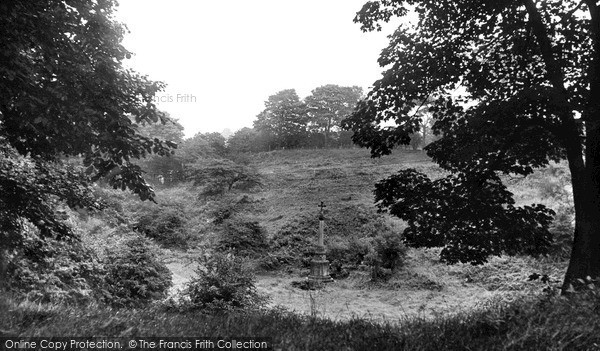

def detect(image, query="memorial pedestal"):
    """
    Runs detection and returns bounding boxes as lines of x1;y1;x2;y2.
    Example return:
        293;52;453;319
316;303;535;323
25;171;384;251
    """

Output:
309;245;333;283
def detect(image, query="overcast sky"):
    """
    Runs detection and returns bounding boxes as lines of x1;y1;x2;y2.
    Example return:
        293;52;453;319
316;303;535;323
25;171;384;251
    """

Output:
115;0;400;137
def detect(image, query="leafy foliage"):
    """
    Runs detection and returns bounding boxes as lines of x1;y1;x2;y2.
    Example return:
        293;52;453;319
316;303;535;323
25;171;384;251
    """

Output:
1;142;101;249
374;169;554;264
372;231;406;271
225;85;365;153
7;224;104;303
254;89;309;149
269;219;316;268
216;219;268;257
135;208;190;248
342;0;600;275
179;252;267;311
305;85;363;147
227;127;268;153
327;238;372;268
1;0;175;201
187;158;262;196
327;238;373;279
136;116;185;179
0;0;175;290
102;236;172;307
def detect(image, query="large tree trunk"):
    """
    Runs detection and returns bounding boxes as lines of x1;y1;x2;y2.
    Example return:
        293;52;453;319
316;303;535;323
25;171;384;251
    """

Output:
562;194;600;292
562;119;600;292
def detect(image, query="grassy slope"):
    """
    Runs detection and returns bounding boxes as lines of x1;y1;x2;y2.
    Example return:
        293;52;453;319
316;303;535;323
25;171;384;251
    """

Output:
249;148;439;234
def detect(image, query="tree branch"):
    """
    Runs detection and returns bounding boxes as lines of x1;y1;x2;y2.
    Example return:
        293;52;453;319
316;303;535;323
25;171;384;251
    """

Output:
522;0;568;95
583;0;600;121
522;0;584;153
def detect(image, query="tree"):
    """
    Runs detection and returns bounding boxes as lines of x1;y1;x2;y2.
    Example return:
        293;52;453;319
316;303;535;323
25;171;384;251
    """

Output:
177;132;230;167
305;85;363;147
137;113;185;146
177;134;214;165
202;132;228;157
228;127;261;153
221;128;234;140
187;158;262;196
137;115;185;179
343;0;600;291
254;89;308;149
0;1;173;286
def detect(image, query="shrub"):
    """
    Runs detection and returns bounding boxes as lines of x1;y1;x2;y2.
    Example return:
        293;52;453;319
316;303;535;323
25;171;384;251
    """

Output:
216;219;268;257
326;238;373;278
269;220;316;268
210;195;256;225
7;227;104;303
327;237;372;267
179;252;267;310
257;253;295;271
373;232;406;271
91;186;125;210
102;236;172;307
364;232;406;281
327;241;350;267
135;207;190;248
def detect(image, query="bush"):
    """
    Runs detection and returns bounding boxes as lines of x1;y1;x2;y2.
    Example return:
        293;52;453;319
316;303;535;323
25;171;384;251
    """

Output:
7;227;104;303
328;237;372;267
269;220;316;268
179;252;267;310
216;219;268;257
91;186;127;225
135;207;190;248
374;232;406;271
102;236;172;307
365;232;406;281
326;238;373;279
210;195;256;225
257;253;295;271
327;241;350;267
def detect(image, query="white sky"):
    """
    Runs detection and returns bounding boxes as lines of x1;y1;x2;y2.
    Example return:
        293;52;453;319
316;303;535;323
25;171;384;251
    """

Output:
115;0;401;137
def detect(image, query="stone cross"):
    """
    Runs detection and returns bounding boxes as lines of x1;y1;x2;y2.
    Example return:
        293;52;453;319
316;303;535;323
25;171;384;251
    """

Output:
309;201;333;283
319;201;326;216
318;202;326;246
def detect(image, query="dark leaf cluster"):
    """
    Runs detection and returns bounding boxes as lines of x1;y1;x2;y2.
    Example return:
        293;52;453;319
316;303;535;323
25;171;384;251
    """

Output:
374;169;555;264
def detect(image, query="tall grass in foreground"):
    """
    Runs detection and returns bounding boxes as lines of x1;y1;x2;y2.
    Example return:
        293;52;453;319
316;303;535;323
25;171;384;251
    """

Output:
2;290;599;351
